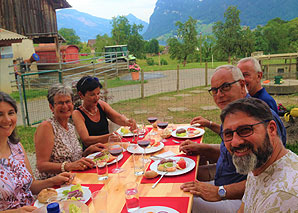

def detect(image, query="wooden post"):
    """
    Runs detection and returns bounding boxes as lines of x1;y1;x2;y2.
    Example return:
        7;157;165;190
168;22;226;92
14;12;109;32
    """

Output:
104;74;108;102
141;69;144;99
205;62;208;87
177;64;180;92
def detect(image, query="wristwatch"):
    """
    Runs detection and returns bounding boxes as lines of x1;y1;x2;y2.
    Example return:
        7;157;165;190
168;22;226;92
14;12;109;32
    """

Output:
218;186;226;199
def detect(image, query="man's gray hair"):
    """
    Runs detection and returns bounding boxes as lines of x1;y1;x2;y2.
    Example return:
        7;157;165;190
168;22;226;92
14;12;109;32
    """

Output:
47;83;73;106
214;65;245;81
238;57;262;73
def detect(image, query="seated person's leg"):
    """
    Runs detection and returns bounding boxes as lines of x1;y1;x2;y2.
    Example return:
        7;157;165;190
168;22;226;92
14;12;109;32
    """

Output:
197;164;216;182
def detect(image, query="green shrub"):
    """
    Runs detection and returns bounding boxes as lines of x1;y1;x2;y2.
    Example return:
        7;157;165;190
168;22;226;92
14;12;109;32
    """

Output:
146;58;155;66
160;58;168;65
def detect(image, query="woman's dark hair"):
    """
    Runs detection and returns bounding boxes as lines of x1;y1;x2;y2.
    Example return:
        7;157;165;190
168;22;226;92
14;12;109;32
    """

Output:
76;76;103;96
220;98;273;123
0;92;19;144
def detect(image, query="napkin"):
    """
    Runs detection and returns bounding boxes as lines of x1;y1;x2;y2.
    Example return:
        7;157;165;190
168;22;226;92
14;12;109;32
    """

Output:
150;151;176;161
75;151;131;174
163;136;202;146
141;154;198;184
121;197;189;213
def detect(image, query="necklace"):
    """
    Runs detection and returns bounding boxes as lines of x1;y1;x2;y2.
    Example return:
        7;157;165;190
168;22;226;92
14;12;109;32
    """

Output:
82;105;98;116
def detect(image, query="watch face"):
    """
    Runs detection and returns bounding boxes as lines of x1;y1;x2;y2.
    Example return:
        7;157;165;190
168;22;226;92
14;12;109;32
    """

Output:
219;189;225;196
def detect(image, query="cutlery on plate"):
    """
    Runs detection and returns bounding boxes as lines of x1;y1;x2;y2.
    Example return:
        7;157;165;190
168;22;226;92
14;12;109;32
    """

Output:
172;140;182;144
152;172;168;189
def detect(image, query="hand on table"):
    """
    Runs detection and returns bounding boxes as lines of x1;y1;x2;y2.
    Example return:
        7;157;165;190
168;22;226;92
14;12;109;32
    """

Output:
50;172;75;186
83;143;106;156
191;116;210;128
179;140;200;155
65;158;95;171
180;180;220;202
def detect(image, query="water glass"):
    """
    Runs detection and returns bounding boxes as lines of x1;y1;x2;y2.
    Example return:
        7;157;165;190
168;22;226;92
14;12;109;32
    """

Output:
95;160;108;181
125;182;140;212
132;153;144;176
92;189;107;213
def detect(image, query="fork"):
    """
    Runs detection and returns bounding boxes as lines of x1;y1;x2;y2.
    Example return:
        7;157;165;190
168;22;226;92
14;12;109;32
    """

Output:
172;140;182;144
152;172;168;189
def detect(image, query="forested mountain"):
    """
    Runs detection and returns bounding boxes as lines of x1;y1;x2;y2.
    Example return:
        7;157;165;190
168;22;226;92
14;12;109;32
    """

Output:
57;9;149;42
143;0;298;39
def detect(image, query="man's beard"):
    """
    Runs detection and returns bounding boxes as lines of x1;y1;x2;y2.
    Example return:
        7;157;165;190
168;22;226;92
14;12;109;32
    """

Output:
231;134;273;175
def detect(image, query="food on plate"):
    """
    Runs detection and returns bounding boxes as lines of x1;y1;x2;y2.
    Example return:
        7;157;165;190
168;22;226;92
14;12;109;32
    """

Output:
92;150;116;163
176;128;187;137
37;188;58;203
69;204;82;213
62;184;84;200
147;140;161;149
157;159;176;172
161;129;172;139
120;127;131;135
144;170;159;179
176;158;187;170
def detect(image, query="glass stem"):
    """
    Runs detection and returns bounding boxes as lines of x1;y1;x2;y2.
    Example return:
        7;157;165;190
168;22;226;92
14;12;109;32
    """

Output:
116;158;119;170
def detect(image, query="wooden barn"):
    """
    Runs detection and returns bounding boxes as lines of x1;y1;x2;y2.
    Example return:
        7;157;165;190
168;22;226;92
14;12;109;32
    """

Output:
35;44;79;63
0;0;71;44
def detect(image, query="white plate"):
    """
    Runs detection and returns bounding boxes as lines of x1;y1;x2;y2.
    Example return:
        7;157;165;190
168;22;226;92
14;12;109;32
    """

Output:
171;126;205;139
34;185;91;208
140;206;179;213
86;152;123;167
116;127;136;137
127;142;164;154
150;157;195;176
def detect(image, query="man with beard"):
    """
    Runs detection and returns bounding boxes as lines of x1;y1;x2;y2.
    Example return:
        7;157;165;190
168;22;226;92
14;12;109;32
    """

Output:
237;57;278;114
220;98;298;212
180;65;286;213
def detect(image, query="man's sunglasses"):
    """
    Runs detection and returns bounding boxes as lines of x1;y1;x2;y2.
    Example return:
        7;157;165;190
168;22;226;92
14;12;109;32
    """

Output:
208;80;240;96
221;120;271;142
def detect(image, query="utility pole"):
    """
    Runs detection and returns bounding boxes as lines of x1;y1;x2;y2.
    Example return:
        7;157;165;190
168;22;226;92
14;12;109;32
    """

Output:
200;32;202;65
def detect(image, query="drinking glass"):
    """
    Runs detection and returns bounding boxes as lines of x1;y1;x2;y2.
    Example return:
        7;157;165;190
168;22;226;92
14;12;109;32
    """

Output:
125;182;140;212
108;134;124;173
157;121;168;143
137;139;150;164
138;123;146;139
147;117;158;135
132;153;144;176
95;159;108;181
92;189;107;213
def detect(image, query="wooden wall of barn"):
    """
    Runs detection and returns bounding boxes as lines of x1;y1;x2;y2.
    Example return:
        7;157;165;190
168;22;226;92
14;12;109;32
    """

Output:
0;0;59;35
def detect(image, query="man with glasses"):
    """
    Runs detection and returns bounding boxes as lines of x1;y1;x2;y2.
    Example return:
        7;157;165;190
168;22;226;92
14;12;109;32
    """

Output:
180;65;286;212
220;98;298;212
237;57;278;114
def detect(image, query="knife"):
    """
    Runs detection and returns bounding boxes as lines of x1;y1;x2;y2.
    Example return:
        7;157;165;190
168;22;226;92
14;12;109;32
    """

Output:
152;172;168;189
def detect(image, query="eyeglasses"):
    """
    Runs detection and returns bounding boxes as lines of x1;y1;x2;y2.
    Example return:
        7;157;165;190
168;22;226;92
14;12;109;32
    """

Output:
208;80;240;96
221;120;271;142
80;76;99;87
54;100;72;106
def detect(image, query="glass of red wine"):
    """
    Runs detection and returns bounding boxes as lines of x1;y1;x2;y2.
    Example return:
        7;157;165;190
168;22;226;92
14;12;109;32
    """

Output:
157;121;169;143
137;139;151;164
147;117;158;135
108;134;124;173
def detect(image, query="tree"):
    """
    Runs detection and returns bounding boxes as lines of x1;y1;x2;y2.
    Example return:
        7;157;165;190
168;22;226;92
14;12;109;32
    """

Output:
58;28;80;45
168;17;198;66
212;6;242;63
94;34;114;53
146;39;159;54
127;23;144;58
201;35;216;62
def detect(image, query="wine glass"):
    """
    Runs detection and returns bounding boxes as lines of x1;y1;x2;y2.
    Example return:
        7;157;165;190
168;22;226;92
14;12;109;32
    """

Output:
147;117;158;135
137;139;150;164
157;121;168;143
108;134;124;173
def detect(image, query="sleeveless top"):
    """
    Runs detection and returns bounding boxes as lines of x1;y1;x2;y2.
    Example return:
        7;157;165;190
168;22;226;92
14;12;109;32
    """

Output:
77;103;109;150
0;141;34;210
35;117;83;180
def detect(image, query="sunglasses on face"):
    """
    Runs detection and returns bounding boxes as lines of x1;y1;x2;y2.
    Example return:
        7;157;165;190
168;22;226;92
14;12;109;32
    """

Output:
221;120;271;142
208;80;240;96
80;76;99;87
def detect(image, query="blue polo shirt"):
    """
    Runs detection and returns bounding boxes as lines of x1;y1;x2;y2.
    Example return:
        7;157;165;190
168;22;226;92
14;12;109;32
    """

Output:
214;96;287;186
253;88;278;114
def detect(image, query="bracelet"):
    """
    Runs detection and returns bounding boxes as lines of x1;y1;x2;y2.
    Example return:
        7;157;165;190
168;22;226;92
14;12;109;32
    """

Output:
209;121;213;128
61;161;67;172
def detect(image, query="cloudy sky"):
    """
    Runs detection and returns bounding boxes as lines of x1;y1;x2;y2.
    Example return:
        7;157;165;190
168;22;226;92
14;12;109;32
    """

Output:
65;0;158;23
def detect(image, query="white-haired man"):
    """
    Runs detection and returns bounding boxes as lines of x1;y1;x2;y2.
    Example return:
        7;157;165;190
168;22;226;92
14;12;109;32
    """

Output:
237;57;278;114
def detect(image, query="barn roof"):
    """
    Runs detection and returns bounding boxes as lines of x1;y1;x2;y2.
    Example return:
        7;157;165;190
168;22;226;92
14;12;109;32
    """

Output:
0;28;27;41
51;0;71;9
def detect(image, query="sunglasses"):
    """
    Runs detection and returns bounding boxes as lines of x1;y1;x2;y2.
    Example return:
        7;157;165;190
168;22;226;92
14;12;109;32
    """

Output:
80;76;99;87
221;120;271;142
208;80;240;96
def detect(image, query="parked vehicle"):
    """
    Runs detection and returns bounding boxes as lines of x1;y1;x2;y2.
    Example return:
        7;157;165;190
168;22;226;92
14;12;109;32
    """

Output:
104;45;136;63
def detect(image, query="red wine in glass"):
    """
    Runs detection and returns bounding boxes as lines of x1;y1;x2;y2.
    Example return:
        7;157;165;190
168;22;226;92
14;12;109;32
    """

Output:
157;122;168;129
148;117;158;124
109;146;123;156
137;140;150;148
